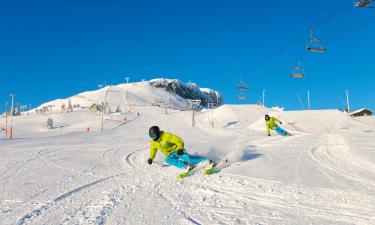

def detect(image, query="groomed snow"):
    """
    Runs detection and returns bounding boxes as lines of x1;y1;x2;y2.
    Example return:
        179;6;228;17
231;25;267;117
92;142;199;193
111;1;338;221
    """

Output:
31;81;188;114
1;93;375;224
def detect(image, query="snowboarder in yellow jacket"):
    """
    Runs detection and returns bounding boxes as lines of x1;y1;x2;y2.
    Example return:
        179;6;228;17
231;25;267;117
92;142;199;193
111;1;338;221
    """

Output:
265;115;290;136
147;126;206;169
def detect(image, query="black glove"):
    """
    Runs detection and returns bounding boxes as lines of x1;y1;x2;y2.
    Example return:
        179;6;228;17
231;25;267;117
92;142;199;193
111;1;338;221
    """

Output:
268;134;271;136
280;122;283;125
147;159;153;165
176;149;184;155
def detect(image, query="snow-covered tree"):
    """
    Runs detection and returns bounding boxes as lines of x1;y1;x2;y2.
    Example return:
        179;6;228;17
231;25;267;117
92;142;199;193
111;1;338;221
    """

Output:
61;103;66;113
67;100;73;113
46;117;54;130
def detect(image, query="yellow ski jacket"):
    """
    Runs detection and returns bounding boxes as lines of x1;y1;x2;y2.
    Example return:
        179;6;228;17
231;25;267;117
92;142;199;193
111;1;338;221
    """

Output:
266;117;282;135
149;131;184;160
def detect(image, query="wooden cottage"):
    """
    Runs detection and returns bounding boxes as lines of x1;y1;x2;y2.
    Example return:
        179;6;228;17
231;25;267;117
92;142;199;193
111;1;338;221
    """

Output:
350;108;373;117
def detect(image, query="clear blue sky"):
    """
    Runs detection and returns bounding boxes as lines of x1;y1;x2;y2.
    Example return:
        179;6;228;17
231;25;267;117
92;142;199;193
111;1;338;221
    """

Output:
0;0;374;112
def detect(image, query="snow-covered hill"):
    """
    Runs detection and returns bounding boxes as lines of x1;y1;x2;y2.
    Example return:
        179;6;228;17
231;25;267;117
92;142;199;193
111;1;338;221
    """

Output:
1;83;375;225
31;79;222;114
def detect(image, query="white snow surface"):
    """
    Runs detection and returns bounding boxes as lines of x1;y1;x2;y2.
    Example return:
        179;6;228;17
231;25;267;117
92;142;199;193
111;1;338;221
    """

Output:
1;99;375;224
31;82;188;113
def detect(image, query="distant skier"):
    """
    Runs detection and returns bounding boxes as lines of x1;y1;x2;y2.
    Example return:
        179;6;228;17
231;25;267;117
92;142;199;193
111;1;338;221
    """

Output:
265;114;290;136
147;126;207;171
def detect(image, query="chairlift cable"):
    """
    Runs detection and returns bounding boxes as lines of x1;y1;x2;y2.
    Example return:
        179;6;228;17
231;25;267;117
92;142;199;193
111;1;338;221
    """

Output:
252;1;370;80
254;1;353;70
312;1;353;29
325;14;375;44
295;13;375;62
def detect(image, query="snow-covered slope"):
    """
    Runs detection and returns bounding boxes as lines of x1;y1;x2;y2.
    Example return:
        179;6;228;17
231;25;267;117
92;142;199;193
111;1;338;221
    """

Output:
196;104;278;129
248;109;366;134
197;105;373;134
31;79;222;114
1;85;375;224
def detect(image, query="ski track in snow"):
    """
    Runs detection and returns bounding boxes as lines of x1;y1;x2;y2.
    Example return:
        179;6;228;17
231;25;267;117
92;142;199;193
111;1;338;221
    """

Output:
2;137;375;225
1;105;375;225
16;176;113;225
10;144;134;225
309;134;375;190
119;144;375;225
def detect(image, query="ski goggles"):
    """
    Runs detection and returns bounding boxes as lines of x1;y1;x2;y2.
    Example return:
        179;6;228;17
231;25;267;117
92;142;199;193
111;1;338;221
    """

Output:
149;133;158;139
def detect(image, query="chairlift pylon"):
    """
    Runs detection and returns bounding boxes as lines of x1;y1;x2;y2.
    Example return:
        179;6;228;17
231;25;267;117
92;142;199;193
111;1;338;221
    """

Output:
306;28;326;53
291;59;305;78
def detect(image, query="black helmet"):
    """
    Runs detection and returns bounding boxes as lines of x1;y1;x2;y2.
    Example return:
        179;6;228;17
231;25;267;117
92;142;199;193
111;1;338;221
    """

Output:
149;126;161;140
265;114;270;121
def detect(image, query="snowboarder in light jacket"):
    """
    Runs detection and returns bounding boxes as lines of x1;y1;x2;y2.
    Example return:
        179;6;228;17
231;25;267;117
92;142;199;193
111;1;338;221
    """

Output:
265;115;290;136
147;126;206;169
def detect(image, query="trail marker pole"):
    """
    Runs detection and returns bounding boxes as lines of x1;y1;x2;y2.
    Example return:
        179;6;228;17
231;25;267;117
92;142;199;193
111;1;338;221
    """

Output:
164;97;169;114
10;94;15;139
5;102;8;136
101;87;109;131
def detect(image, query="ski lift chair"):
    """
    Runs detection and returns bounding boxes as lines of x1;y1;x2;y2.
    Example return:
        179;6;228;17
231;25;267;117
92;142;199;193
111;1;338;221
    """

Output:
237;80;249;91
354;0;374;8
306;29;326;53
306;42;326;53
237;86;249;100
291;69;305;78
237;86;249;90
291;60;305;78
